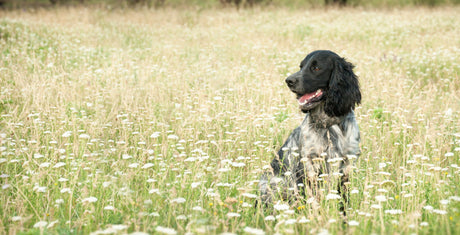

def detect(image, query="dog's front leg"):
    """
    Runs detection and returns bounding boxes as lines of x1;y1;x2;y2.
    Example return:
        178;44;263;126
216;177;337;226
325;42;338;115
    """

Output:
258;128;301;205
337;155;352;218
258;157;299;206
299;153;322;210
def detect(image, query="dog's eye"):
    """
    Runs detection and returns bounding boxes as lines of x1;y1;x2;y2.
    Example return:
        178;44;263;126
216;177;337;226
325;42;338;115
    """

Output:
311;66;320;72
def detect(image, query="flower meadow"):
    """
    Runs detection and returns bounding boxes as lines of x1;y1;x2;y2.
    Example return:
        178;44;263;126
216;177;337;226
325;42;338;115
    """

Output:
0;6;459;235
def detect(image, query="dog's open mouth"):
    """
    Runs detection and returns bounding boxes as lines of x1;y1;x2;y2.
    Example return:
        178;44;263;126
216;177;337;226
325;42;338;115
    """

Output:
298;89;323;106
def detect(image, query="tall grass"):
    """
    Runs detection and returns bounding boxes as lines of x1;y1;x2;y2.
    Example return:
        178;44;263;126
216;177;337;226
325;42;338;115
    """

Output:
2;0;460;8
0;6;459;235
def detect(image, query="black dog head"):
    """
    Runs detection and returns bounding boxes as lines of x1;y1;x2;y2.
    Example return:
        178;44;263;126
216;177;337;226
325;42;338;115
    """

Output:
285;50;361;117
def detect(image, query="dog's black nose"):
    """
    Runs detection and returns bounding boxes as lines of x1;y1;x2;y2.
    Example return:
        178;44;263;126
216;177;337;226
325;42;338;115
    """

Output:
285;76;297;87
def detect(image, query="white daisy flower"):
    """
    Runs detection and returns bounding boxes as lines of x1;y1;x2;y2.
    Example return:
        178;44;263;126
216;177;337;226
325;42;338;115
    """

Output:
226;212;241;218
326;194;341;200
385;209;403;215
243;227;265;235
171;197;186;204
33;221;48;228
82;196;98;203
348;220;359;226
155;226;177;235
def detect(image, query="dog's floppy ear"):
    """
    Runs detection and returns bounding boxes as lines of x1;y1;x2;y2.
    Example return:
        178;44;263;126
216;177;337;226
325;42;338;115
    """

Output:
324;57;361;117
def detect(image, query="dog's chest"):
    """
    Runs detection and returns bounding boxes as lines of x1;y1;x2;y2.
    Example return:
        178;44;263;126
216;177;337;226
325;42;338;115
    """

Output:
299;122;346;161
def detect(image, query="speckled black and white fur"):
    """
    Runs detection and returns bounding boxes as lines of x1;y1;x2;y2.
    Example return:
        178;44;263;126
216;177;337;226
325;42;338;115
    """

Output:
259;50;361;210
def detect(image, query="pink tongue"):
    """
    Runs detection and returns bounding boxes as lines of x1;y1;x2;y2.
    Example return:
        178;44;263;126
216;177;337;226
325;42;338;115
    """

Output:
298;91;317;104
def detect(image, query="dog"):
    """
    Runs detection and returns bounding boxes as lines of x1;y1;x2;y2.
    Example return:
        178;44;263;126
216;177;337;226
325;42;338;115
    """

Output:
259;50;361;211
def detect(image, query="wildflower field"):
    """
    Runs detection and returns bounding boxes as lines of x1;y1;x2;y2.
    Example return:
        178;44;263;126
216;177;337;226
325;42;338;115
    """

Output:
0;6;459;235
